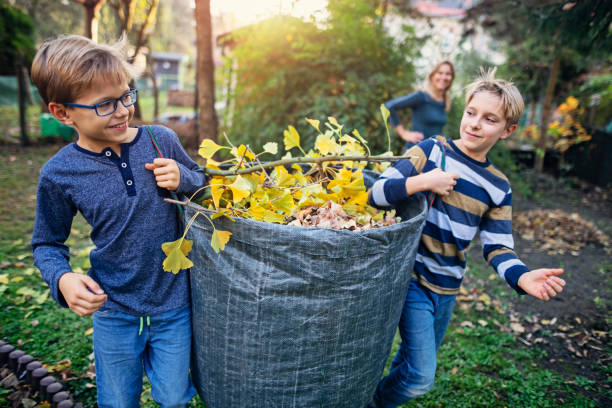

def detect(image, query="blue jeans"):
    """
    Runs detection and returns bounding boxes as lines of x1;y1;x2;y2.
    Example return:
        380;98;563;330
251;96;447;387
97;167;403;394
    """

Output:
372;279;456;408
93;305;196;408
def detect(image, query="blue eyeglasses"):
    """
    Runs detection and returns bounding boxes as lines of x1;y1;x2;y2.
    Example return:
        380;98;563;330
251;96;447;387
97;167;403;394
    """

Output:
62;89;138;117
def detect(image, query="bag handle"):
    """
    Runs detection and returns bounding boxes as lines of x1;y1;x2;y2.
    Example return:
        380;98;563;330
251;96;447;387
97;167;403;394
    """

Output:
427;137;446;209
146;126;185;220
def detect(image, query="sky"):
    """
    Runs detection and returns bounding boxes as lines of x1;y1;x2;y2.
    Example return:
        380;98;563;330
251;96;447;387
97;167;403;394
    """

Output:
210;0;328;25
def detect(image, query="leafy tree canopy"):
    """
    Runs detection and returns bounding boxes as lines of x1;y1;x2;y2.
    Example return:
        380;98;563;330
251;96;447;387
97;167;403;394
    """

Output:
0;0;36;74
466;0;612;54
222;0;419;156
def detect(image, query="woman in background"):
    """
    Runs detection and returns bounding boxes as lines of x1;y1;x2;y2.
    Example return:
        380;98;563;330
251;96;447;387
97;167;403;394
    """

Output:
385;61;455;151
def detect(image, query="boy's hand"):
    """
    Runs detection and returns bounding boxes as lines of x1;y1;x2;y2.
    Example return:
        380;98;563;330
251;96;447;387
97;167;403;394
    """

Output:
145;158;181;191
518;269;565;301
397;127;424;144
414;168;460;196
58;272;107;317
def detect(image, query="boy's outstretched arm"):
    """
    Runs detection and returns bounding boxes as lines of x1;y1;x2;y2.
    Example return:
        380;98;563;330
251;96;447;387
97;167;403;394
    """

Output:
517;269;565;301
58;272;107;316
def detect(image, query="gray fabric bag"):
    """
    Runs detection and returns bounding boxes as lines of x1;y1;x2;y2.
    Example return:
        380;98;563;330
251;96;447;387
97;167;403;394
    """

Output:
187;175;427;408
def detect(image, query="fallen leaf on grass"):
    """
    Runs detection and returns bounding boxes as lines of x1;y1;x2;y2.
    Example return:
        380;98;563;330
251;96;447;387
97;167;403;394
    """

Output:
510;322;525;334
84;327;93;336
21;398;36;408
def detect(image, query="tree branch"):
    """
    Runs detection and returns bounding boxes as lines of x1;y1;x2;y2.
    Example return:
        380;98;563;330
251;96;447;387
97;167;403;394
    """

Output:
205;154;408;176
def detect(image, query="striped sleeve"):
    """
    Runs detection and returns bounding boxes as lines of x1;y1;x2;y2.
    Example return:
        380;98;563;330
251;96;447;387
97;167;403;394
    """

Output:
480;189;528;294
368;141;432;208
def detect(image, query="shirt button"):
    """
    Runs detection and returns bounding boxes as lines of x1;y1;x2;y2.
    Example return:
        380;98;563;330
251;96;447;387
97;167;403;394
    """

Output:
105;151;112;157
121;163;127;168
126;180;133;186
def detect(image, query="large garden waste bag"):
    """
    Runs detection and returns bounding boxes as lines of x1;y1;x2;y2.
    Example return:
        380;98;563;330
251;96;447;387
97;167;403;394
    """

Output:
187;190;427;408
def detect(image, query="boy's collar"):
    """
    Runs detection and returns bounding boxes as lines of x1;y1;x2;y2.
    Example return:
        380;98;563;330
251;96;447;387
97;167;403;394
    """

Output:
448;139;490;167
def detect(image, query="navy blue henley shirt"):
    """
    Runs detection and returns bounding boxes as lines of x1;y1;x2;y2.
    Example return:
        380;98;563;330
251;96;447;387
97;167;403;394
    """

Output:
31;125;206;316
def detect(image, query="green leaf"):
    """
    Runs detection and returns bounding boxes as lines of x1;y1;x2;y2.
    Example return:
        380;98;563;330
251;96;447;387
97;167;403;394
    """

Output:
161;238;194;274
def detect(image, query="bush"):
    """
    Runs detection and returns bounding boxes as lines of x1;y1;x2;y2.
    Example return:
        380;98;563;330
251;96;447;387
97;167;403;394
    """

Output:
222;0;419;156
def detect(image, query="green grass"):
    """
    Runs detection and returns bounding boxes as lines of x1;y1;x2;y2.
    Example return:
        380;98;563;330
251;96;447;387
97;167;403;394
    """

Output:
384;256;600;408
0;143;605;407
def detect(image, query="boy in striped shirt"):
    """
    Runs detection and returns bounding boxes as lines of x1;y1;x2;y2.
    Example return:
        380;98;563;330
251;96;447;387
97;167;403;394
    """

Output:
368;69;565;408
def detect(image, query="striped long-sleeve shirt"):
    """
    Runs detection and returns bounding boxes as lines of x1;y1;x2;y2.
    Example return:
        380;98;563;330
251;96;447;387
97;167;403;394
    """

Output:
369;137;528;295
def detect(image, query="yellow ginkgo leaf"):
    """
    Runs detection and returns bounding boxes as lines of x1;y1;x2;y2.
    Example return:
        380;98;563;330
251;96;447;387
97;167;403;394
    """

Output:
345;191;369;207
0;274;7;284
210;177;225;209
236;144;255;160
211;208;236;221
161;237;194;274
229;175;252;203
271;191;295;213
199;139;223;159
263;142;278;155
211;230;232;253
351;129;369;147
205;159;221;170
249;203;266;221
283;125;301;151
328;116;341;128
306;118;320;132
273;166;294;187
315;134;338;156
263;210;286;224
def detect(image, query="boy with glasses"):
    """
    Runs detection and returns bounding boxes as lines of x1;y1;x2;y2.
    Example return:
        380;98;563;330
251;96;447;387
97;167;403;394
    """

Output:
30;34;204;407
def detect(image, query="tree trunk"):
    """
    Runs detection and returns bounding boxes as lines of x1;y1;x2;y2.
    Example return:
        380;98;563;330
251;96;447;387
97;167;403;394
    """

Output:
77;0;106;41
146;42;159;120
534;52;560;172
194;0;217;150
16;52;30;147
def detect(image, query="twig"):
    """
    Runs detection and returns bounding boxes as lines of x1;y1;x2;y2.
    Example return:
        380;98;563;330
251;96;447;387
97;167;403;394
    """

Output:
165;198;204;212
222;131;236;149
205;154;409;176
247;145;273;184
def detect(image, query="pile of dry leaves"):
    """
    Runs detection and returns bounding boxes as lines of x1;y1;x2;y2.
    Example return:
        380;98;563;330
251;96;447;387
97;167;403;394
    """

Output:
513;209;611;255
289;201;399;230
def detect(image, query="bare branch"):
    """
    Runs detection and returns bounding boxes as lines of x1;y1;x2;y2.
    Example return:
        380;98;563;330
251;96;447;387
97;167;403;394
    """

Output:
205;154;408;176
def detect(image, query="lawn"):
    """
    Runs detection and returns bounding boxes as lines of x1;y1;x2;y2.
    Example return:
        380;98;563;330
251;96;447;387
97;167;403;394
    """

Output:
0;139;609;407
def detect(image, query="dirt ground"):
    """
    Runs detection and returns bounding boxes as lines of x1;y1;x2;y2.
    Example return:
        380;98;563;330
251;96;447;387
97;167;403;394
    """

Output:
469;171;611;405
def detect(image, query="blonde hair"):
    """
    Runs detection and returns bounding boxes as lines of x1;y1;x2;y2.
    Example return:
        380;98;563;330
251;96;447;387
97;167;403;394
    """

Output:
31;34;141;105
424;61;455;112
465;67;524;127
